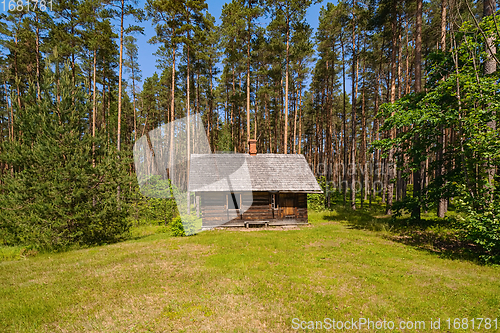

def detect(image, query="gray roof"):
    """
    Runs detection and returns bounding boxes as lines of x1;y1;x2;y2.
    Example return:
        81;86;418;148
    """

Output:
188;153;322;193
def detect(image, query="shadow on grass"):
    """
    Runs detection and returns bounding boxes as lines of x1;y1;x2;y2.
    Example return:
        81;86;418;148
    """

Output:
321;204;484;264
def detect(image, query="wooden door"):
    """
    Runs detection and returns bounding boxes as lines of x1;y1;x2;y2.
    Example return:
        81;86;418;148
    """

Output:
284;196;294;217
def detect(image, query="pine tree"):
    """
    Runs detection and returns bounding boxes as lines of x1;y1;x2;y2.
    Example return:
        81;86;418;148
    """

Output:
0;64;130;249
266;0;312;154
124;35;142;142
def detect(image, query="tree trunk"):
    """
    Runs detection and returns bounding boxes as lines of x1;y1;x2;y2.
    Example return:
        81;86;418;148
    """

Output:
4;80;12;141
247;9;251;143
92;49;97;159
293;85;298;154
14;31;21;110
117;0;124;153
102;63;106;133
254;78;258;141
231;66;236;152
36;14;41;101
265;91;271;153
351;2;358;210
386;0;398;215
398;33;404;100
341;34;347;205
437;0;448;218
116;0;125;205
396;29;403;201
284;14;290;154
372;66;381;204
208;60;213;149
412;0;423;220
361;60;367;204
169;46;176;180
298;87;303;155
131;56;137;142
187;40;191;214
484;0;497;199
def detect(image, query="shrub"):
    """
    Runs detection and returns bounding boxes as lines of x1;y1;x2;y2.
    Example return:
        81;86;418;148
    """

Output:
169;215;202;237
455;189;500;264
308;176;326;211
170;217;186;237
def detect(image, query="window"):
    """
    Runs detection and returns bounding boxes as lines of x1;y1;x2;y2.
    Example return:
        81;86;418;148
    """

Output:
271;193;277;209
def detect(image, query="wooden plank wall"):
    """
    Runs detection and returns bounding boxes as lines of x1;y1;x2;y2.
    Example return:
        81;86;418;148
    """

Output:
277;193;308;221
200;192;229;226
199;191;308;225
297;193;308;220
241;191;272;220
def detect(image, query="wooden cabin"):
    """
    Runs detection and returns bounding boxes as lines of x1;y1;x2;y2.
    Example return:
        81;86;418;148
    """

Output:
188;141;322;228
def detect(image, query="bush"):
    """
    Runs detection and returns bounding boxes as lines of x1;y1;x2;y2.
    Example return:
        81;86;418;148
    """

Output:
308;176;326;211
169;215;202;237
308;193;326;212
456;191;500;264
170;217;186;237
134;196;177;226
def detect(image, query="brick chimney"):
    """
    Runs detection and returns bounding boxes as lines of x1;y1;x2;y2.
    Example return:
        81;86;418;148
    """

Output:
248;139;257;156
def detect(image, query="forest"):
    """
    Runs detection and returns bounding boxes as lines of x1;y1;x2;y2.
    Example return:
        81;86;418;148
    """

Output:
0;0;499;262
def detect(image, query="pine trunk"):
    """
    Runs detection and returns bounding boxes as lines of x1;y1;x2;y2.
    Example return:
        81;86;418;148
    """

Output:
386;0;398;215
170;46;176;178
437;0;448;217
341;35;347;205
484;0;497;200
187;41;191;214
351;3;357;210
412;0;423;220
284;16;290;155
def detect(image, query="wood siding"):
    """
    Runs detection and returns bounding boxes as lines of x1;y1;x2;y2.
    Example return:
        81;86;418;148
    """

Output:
198;191;308;227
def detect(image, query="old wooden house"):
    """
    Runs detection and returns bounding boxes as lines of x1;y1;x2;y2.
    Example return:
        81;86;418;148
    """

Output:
188;140;322;228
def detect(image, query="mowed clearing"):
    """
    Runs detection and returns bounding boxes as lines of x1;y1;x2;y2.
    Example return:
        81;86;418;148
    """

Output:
1;212;499;332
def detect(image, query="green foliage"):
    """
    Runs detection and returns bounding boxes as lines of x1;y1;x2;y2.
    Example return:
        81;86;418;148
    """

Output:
0;245;38;261
374;17;500;263
170;217;185;237
181;214;202;236
0;63;130;250
136;197;177;225
308;176;326;211
215;123;234;152
169;214;202;237
133;176;178;226
455;187;500;264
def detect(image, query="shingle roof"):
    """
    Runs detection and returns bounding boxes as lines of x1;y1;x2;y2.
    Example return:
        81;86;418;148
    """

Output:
188;153;322;193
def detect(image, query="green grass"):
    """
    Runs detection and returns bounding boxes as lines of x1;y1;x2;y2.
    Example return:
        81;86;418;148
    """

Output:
0;246;39;261
1;212;499;332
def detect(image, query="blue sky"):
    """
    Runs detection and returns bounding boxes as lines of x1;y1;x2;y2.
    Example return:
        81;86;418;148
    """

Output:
129;0;327;90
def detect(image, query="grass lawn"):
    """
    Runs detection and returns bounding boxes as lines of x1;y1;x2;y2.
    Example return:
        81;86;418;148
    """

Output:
1;210;499;332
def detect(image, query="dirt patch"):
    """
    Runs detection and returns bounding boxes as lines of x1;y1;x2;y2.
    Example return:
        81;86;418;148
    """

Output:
214;225;306;232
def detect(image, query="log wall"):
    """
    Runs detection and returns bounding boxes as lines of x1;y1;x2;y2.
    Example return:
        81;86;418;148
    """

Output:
199;191;308;227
